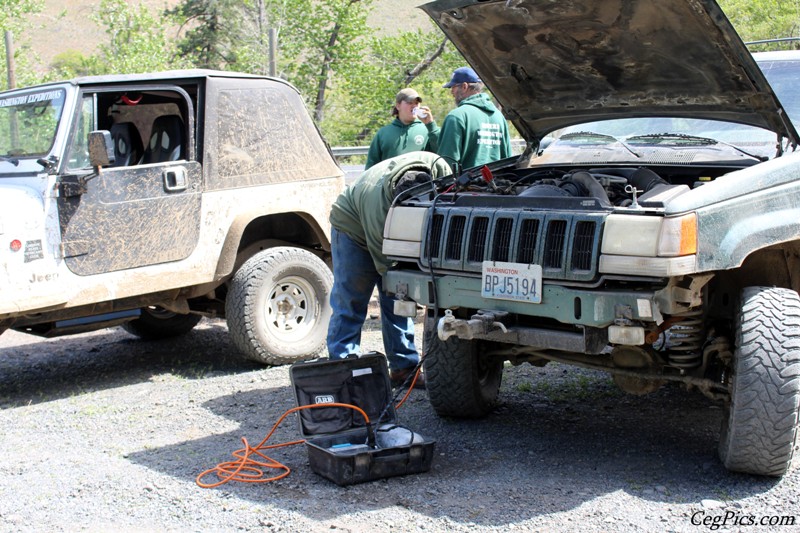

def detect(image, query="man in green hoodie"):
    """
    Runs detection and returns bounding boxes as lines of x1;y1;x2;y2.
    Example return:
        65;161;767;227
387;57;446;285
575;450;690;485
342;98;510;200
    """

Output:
365;88;440;170
437;66;512;173
327;151;452;387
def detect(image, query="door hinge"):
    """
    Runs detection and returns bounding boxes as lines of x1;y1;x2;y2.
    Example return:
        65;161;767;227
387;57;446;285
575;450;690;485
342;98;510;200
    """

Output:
59;181;87;198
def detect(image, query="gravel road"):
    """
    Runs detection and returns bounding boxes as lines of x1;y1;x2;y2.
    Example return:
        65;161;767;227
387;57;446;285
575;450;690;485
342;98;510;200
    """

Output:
1;316;799;532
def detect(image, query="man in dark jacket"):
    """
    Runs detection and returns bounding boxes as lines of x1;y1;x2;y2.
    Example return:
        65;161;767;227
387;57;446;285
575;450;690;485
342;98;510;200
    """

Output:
327;152;451;386
365;88;440;169
437;66;512;172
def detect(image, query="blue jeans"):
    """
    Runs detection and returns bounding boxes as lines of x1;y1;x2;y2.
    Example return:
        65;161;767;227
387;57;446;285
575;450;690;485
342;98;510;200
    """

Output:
326;228;419;371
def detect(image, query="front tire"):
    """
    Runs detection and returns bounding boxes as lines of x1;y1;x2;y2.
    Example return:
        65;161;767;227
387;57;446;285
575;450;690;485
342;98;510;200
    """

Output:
226;247;333;365
121;307;202;340
719;286;800;476
423;316;503;418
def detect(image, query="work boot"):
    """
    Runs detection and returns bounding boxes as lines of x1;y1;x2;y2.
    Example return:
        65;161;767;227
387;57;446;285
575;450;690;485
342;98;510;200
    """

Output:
390;367;425;389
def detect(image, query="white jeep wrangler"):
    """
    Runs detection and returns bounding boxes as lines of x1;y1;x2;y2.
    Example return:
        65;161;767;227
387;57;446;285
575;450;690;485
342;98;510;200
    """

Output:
0;70;343;365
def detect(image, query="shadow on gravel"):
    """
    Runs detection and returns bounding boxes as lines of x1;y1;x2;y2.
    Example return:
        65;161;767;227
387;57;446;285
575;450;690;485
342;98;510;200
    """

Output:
0;320;261;408
127;365;784;528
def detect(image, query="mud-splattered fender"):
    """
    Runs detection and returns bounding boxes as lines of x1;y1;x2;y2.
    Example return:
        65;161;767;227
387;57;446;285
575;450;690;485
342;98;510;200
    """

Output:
665;152;800;272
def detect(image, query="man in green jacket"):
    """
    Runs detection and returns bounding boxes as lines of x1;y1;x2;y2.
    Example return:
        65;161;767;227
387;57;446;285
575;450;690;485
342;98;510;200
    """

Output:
365;88;440;170
327;151;452;386
437;66;512;173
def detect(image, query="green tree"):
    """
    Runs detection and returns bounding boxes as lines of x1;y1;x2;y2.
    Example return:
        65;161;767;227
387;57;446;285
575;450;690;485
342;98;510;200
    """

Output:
0;0;43;89
227;0;272;74
157;0;459;142
50;50;95;78
90;0;187;75
267;0;374;123
168;0;239;69
324;26;464;145
0;0;41;33
719;0;800;48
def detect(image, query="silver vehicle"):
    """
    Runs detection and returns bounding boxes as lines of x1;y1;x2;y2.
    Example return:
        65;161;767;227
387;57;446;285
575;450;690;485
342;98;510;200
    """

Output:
383;0;800;476
0;70;343;365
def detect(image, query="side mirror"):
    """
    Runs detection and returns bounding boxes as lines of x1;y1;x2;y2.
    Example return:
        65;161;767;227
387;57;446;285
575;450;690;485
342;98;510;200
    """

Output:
88;130;115;168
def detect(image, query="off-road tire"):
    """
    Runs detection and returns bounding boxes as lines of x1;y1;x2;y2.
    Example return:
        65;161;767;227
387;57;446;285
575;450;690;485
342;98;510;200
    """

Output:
423;317;503;418
719;286;800;476
121;307;202;340
226;247;332;365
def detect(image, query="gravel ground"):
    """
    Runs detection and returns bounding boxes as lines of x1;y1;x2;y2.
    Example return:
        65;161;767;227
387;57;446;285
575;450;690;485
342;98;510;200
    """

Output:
1;315;800;532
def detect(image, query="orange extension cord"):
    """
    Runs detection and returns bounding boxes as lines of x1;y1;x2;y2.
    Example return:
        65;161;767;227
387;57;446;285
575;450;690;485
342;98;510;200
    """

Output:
196;367;422;488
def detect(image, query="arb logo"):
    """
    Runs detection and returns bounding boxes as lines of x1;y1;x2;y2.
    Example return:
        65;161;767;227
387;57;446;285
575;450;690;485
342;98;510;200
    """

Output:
314;395;335;404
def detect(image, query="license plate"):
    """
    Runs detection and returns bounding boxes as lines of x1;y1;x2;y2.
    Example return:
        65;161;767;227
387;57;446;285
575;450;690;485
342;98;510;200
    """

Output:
481;261;542;303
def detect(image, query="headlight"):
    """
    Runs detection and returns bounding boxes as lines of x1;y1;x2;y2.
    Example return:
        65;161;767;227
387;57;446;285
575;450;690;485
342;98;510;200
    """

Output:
601;215;662;256
601;213;696;257
600;213;697;276
382;206;427;258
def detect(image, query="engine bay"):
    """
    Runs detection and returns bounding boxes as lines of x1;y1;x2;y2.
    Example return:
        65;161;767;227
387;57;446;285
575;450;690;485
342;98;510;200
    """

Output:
401;161;755;211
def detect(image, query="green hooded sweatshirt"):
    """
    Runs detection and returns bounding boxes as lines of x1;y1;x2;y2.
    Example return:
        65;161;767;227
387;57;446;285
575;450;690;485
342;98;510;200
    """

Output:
329;151;452;274
365;118;440;170
437;92;512;172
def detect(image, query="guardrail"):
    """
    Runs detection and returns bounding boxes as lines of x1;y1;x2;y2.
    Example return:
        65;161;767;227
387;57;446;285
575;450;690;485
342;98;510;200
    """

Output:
745;37;800;47
331;146;369;157
331;139;528;159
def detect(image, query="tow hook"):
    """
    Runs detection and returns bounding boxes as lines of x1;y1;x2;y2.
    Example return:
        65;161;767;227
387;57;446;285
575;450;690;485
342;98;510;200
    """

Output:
437;309;508;341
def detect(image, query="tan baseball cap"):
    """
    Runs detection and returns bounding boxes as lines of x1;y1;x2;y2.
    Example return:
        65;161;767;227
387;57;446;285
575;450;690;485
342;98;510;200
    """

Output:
395;88;422;104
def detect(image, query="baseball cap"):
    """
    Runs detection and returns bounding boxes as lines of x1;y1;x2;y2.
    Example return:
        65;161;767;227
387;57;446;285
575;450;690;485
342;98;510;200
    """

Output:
395;88;422;104
443;66;481;88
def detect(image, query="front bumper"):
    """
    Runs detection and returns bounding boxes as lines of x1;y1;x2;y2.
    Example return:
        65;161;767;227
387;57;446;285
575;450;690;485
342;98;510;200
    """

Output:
384;270;663;328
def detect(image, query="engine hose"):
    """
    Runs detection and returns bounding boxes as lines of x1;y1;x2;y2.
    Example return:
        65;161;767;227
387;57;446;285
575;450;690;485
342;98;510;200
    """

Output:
588;167;668;192
570;171;612;207
628;167;668;192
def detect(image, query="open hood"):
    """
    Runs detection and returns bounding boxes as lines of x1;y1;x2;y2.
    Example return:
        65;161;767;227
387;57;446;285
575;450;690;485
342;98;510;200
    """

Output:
421;0;799;145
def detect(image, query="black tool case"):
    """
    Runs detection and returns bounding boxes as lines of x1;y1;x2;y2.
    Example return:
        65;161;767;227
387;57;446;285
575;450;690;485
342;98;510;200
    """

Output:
289;353;435;485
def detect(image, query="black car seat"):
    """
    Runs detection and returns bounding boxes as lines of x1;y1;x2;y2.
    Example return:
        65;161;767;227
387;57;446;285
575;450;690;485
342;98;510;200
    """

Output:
109;122;144;167
141;115;185;164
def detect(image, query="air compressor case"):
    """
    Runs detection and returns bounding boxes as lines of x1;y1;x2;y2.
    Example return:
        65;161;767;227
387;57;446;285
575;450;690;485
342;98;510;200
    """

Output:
289;353;435;485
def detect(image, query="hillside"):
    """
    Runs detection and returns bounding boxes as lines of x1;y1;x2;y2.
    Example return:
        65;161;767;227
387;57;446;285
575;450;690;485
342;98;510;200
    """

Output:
26;0;433;71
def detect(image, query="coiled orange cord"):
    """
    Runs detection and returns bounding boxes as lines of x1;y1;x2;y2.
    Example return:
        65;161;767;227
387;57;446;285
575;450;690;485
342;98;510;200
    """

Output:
196;367;423;488
196;402;370;488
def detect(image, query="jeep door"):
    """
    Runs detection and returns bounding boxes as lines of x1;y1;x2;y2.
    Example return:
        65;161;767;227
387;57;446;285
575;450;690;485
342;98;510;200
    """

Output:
57;85;202;276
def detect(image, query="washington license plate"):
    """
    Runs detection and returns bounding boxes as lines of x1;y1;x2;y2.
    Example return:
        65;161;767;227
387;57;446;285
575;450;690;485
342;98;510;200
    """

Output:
481;261;542;303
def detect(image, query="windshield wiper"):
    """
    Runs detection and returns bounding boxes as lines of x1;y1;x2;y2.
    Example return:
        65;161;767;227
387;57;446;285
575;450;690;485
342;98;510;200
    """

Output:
561;131;619;143
628;132;767;161
0;155;20;166
560;131;641;158
628;132;718;146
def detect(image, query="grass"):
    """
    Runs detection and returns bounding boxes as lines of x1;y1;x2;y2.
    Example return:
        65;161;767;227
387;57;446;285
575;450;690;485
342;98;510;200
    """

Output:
516;370;623;403
515;381;533;393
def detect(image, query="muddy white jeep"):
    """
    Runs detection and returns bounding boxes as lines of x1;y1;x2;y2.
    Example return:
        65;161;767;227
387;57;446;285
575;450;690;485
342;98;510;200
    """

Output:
0;70;343;365
384;0;800;476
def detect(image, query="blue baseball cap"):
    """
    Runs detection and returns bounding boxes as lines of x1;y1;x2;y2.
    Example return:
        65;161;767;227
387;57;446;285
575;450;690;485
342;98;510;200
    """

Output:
443;66;481;88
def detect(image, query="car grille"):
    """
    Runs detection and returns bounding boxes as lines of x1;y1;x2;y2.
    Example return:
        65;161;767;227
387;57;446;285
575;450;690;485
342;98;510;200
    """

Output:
422;207;604;282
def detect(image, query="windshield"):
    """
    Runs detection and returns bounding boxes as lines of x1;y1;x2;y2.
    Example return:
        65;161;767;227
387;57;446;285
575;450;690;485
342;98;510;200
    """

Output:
757;57;800;129
543;57;800;161
550;117;778;160
0;88;66;160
